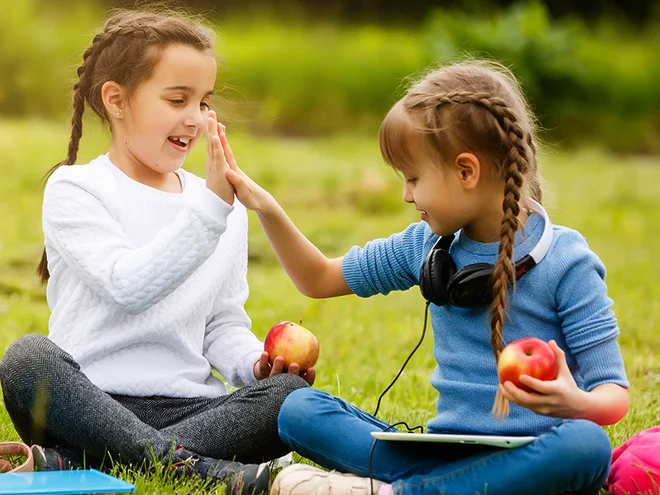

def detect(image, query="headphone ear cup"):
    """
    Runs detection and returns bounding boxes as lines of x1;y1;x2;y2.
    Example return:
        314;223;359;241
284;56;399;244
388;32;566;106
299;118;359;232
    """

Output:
420;249;457;306
446;263;495;307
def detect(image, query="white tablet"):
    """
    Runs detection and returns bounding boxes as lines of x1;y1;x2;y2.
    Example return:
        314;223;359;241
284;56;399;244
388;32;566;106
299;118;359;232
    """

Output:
370;432;537;449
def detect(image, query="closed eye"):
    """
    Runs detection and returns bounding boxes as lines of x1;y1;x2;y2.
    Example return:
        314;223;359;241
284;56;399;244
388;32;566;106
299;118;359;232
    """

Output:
200;101;210;109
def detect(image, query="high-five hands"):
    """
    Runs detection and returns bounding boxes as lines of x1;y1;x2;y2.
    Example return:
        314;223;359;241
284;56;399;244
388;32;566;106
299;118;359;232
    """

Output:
254;351;316;386
498;340;586;418
217;130;273;213
205;110;235;205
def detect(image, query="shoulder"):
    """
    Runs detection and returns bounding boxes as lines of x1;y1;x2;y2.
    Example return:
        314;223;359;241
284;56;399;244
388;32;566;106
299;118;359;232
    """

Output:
45;155;114;193
544;224;606;283
402;221;438;250
548;225;598;260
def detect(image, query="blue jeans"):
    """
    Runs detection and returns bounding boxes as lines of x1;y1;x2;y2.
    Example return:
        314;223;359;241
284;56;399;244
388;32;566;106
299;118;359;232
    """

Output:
277;388;612;495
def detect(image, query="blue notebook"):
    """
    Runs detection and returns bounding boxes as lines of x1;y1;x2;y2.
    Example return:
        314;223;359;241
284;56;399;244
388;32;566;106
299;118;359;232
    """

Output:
0;469;135;494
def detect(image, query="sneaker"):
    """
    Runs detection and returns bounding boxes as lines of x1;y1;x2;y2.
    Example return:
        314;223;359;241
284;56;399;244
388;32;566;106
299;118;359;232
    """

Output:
31;445;84;471
270;464;383;495
170;446;270;495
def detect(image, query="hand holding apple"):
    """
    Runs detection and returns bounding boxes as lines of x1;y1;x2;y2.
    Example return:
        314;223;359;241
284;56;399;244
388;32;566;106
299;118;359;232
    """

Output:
492;337;558;418
495;339;585;419
497;337;558;391
264;321;320;370
254;351;316;385
254;321;320;386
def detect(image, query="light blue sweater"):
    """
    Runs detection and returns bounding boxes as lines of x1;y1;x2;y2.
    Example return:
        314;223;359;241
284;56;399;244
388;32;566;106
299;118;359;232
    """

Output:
342;212;629;435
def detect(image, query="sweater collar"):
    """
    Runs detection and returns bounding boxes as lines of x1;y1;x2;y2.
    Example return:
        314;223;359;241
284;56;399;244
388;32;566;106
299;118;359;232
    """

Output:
455;212;545;259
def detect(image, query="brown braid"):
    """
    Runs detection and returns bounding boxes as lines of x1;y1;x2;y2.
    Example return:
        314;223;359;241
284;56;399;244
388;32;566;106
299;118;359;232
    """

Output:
407;89;531;362
37;10;215;283
379;62;543;417
36;33;105;282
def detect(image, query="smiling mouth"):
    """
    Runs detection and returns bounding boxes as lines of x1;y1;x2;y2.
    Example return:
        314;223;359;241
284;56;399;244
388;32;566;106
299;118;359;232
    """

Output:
168;136;191;148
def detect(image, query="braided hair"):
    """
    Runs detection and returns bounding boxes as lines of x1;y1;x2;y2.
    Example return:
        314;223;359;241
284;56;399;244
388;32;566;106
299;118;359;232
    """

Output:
379;61;542;415
37;10;215;283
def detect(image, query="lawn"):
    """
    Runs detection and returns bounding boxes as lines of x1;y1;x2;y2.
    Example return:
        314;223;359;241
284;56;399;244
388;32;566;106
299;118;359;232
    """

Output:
1;118;658;493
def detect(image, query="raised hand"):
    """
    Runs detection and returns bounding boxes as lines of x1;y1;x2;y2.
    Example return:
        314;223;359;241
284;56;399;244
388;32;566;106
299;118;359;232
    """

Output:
254;351;316;386
205;110;234;205
219;130;274;213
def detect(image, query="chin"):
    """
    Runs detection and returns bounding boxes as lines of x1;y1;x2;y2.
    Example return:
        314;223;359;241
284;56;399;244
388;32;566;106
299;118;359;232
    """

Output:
155;156;186;173
428;223;454;237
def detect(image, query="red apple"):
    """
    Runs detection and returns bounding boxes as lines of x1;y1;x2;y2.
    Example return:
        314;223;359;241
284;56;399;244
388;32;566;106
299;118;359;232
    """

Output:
497;337;558;392
264;321;320;370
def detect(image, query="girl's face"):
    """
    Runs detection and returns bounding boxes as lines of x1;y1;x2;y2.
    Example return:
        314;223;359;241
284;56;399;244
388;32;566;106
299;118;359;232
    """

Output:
118;44;217;173
399;148;478;237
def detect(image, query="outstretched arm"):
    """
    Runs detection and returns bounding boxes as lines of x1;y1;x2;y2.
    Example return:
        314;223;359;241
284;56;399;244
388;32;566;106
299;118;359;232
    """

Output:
221;130;351;299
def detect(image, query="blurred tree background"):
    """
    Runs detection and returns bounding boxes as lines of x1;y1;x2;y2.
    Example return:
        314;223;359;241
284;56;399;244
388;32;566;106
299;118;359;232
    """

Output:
0;0;659;153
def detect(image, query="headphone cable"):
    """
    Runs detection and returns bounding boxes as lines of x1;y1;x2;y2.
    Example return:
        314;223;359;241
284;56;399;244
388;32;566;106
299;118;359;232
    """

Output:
372;301;431;418
368;301;430;494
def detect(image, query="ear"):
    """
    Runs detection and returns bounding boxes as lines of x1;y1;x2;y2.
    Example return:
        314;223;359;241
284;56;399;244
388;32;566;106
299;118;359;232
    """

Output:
101;81;126;121
454;152;481;190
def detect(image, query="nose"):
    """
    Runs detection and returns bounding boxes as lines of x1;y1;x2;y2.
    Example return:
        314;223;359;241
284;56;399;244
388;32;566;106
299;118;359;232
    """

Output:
402;182;414;204
184;106;206;131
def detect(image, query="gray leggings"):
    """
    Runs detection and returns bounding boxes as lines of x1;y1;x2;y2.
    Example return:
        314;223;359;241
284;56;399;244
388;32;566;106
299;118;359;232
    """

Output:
0;334;308;466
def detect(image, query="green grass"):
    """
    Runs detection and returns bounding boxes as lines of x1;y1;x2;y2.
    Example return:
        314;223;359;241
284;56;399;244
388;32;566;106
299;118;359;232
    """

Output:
1;118;659;493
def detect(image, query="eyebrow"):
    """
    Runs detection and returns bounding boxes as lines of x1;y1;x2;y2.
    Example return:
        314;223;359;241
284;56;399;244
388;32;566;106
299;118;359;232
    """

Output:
164;85;214;96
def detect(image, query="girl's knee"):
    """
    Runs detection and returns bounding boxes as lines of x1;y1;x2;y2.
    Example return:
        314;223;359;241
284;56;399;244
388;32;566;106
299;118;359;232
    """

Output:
560;420;612;471
0;334;73;401
271;372;309;396
0;334;51;378
278;388;330;433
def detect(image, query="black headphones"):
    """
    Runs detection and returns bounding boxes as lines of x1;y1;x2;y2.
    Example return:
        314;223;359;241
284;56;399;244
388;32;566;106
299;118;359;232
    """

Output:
419;199;553;308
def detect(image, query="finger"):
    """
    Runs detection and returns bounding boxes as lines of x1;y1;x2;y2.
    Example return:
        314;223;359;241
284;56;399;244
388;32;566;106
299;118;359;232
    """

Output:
549;340;571;377
502;381;546;406
207;112;218;139
257;352;271;378
498;383;517;404
226;167;241;186
303;367;316;386
269;356;285;377
518;374;556;395
218;130;239;171
287;363;301;376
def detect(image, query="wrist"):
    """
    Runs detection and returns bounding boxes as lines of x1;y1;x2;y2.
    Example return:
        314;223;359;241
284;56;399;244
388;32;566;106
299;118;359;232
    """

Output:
255;192;279;218
570;388;591;419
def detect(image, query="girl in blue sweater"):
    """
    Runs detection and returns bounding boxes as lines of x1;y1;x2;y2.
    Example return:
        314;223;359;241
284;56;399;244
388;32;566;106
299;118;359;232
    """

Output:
224;61;629;495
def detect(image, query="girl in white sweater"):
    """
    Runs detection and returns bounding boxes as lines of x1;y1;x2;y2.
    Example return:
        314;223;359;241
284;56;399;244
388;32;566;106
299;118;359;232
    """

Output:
0;9;312;495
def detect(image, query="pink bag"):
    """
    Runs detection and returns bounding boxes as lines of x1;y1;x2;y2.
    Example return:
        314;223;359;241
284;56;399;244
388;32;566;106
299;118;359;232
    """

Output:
607;426;660;495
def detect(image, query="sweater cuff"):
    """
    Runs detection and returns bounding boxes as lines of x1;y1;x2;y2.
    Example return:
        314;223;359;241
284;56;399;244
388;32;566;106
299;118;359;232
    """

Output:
190;187;234;229
240;348;263;386
576;337;630;391
342;246;375;298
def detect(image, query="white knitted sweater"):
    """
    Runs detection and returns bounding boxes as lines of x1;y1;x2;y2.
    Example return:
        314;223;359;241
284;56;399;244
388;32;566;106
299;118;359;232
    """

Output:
42;154;262;398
